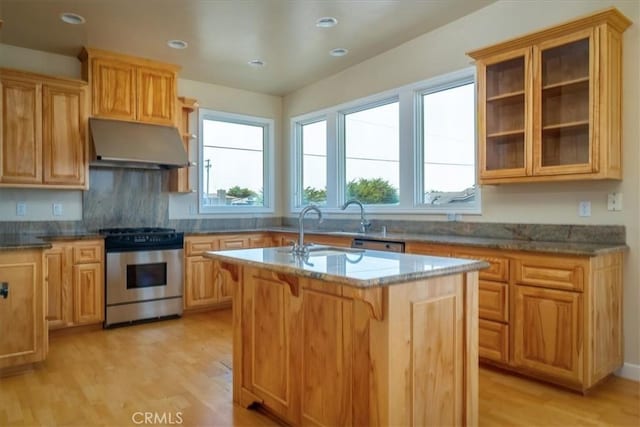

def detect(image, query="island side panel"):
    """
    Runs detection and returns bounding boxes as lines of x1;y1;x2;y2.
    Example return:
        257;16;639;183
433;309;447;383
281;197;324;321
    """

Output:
464;271;479;427
369;272;477;427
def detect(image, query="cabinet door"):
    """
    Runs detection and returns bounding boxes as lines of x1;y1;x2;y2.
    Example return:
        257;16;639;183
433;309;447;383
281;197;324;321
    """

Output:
44;246;72;329
534;29;596;176
136;66;175;125
184;256;218;308
0;78;42;184
477;47;532;180
73;263;104;325
91;58;136;121
42;84;86;186
513;285;583;384
0;250;44;369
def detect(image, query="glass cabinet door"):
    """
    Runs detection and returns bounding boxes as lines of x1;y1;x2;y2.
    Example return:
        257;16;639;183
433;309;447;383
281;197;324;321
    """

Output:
479;47;531;178
535;29;595;174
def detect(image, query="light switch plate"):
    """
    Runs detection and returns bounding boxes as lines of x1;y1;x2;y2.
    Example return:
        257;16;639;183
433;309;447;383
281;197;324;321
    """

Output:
16;202;26;216
578;201;591;217
607;192;623;211
52;203;63;216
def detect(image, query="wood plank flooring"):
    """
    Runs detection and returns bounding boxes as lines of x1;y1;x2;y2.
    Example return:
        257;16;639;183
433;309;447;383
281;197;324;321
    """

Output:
1;309;638;426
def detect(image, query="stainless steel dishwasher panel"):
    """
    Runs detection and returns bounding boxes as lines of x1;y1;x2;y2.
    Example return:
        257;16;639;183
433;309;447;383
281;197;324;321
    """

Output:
351;238;405;253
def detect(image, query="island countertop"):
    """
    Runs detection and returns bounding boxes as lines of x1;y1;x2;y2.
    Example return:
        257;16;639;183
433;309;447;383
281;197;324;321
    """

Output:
205;245;488;288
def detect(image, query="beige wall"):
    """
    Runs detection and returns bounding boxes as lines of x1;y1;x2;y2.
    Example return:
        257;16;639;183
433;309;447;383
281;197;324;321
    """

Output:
283;0;640;368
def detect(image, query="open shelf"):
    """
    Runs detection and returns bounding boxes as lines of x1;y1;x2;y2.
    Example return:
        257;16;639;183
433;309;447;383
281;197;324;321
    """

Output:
486;134;525;171
542;76;589;91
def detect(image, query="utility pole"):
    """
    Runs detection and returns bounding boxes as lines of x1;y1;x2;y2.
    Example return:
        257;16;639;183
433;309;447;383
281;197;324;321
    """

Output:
205;159;211;196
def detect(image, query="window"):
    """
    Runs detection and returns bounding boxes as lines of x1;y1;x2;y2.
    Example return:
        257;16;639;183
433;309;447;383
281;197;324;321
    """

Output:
420;80;476;207
343;101;399;205
199;109;274;213
290;68;478;214
300;119;327;205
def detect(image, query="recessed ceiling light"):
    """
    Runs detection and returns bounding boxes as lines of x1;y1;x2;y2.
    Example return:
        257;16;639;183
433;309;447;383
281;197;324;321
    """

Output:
60;12;86;25
316;17;338;28
329;48;349;57
248;59;266;67
167;39;188;49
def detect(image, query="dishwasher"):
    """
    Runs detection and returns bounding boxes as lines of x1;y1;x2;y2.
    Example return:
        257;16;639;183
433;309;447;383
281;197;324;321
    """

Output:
351;238;405;253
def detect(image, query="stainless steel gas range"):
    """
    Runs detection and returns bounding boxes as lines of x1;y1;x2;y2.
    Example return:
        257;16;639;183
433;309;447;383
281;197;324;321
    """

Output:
100;227;184;327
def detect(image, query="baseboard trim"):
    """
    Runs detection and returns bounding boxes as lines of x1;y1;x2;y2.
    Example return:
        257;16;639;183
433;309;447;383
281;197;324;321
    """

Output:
615;363;640;381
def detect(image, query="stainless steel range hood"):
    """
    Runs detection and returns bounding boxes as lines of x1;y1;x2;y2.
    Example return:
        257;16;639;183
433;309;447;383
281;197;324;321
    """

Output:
89;118;189;169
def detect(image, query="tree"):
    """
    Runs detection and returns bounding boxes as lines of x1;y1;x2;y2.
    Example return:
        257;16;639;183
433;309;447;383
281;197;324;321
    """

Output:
303;186;327;204
346;178;398;204
226;186;256;198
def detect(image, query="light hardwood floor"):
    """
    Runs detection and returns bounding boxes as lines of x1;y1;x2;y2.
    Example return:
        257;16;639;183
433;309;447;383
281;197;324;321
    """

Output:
0;310;638;426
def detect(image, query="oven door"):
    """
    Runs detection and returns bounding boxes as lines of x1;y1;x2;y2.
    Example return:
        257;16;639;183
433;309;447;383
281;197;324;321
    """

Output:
106;248;183;305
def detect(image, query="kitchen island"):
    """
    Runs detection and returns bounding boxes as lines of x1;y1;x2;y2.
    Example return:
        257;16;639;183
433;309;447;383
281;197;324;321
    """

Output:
205;246;488;427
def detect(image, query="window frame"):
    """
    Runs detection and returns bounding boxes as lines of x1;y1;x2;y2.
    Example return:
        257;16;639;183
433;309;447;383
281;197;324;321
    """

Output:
292;115;328;208
198;108;275;214
289;67;480;215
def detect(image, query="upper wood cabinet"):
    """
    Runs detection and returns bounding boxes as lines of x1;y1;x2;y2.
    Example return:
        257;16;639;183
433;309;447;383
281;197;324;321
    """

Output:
468;8;631;184
0;68;87;189
79;47;180;126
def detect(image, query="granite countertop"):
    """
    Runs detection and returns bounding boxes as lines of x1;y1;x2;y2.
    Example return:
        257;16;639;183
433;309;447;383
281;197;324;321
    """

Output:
205;246;489;288
0;233;104;251
186;227;627;256
0;234;52;251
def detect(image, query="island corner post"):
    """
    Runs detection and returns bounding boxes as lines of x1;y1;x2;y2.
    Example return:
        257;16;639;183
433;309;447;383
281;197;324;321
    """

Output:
218;259;479;427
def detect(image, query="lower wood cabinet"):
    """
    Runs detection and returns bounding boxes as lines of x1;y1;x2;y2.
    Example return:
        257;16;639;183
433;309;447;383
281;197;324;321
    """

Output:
405;241;624;392
44;240;104;329
0;249;47;373
183;234;274;311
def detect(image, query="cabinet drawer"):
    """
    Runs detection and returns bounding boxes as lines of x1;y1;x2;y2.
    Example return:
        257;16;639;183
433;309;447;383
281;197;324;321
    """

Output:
185;236;218;256
72;242;102;264
479;319;509;364
514;256;586;291
219;236;249;250
479;281;508;323
454;251;509;282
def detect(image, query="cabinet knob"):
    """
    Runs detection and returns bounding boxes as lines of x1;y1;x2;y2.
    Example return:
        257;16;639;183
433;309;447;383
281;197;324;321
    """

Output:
0;282;8;299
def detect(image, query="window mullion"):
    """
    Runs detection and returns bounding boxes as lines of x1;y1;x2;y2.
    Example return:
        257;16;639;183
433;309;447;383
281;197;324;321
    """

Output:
398;89;415;208
326;111;340;208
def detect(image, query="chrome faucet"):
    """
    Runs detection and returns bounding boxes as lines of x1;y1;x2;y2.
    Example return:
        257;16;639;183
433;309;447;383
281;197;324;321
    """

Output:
341;199;371;233
294;205;323;254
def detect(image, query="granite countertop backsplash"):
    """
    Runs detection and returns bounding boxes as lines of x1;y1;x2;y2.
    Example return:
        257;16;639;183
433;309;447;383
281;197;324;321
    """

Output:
0;218;627;256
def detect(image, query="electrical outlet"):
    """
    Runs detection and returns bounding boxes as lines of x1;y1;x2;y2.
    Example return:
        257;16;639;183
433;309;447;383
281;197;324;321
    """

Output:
578;201;591;217
52;203;63;216
16;202;26;216
446;213;462;221
607;192;623;211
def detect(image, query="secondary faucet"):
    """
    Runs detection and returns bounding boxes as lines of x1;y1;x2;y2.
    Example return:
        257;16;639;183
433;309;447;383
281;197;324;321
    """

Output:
294;205;323;254
341;199;371;234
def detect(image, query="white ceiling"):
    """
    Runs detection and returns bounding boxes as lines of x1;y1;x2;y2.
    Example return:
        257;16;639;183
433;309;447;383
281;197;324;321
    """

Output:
0;0;495;95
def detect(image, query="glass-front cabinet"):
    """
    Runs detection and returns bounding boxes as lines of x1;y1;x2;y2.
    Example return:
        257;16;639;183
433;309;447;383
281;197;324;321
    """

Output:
479;48;531;179
470;8;630;184
536;30;593;175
